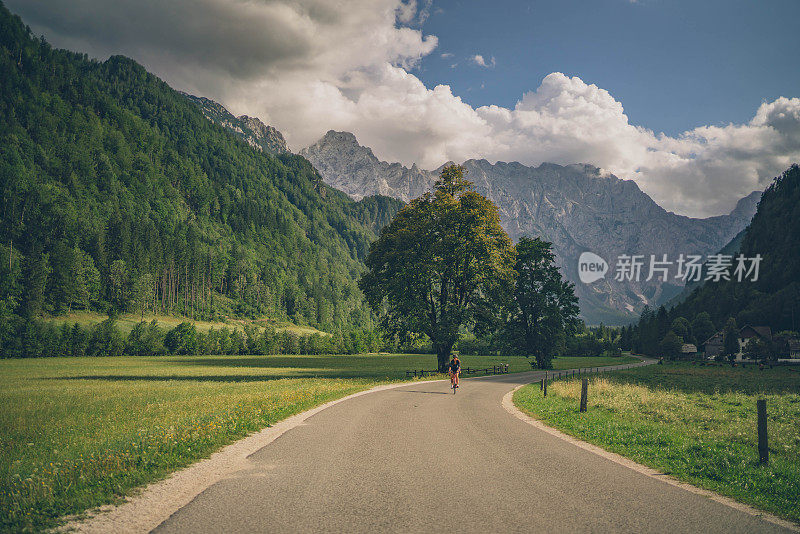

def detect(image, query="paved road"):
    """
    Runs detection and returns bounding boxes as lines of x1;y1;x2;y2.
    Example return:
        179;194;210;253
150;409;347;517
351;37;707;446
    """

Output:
154;361;792;533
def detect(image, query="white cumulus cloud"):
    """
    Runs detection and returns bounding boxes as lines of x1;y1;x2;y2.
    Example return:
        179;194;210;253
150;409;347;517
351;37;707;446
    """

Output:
471;54;496;68
7;0;800;217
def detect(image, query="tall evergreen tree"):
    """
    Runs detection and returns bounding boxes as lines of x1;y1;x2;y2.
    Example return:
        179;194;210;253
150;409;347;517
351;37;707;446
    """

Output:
723;317;739;362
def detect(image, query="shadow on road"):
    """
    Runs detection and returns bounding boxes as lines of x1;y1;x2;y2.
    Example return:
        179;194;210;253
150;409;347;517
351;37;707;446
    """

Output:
398;389;452;395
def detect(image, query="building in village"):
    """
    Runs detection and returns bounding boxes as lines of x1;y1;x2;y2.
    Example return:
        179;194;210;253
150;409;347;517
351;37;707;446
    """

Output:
702;325;771;360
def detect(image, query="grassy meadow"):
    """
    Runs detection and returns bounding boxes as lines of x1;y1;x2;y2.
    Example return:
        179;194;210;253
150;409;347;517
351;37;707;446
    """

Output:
0;352;633;532
41;310;330;337
514;362;800;523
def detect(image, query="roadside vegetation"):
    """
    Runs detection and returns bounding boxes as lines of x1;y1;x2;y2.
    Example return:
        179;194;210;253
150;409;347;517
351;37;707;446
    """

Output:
514;362;800;523
0;352;632;532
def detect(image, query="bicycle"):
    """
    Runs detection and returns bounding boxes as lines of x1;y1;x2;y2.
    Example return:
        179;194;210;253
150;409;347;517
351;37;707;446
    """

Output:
450;370;459;393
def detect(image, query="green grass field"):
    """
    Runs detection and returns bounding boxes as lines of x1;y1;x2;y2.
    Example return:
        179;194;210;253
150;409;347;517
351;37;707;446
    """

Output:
514;362;800;523
42;310;330;336
0;352;633;532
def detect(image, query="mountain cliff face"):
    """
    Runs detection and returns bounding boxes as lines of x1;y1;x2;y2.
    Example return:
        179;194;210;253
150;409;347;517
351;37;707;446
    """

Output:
182;93;290;155
302;131;761;324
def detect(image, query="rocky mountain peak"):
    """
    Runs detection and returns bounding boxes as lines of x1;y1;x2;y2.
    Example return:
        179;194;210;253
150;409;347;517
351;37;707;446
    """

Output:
238;116;289;154
181;92;289;155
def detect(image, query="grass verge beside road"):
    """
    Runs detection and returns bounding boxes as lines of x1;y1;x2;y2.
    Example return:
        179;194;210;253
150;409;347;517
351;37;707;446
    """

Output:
514;363;800;524
1;353;632;532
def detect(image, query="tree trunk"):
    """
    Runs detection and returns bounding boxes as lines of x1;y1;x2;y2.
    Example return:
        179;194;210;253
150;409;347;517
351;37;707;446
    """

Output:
436;343;453;373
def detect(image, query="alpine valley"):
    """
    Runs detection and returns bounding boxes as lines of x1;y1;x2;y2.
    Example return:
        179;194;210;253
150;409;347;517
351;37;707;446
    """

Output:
182;102;760;325
296;130;759;323
0;0;761;328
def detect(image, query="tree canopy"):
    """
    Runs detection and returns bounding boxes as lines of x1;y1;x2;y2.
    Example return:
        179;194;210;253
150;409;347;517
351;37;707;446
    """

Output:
501;237;579;368
359;165;515;370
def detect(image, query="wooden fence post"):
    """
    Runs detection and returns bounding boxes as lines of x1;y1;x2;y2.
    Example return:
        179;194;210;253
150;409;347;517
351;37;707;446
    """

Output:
580;378;588;413
540;378;544;391
757;399;768;465
543;378;547;397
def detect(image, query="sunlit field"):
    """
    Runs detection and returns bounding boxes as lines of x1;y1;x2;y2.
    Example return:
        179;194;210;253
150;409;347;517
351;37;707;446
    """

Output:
514;363;800;523
0;353;634;531
42;310;330;336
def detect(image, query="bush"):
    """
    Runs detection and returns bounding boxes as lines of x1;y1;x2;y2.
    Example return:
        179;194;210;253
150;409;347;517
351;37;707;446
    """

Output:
164;322;198;355
126;320;166;356
88;319;124;356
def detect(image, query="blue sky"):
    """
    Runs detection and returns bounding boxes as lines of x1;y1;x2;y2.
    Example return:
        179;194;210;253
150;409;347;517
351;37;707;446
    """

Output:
416;0;800;136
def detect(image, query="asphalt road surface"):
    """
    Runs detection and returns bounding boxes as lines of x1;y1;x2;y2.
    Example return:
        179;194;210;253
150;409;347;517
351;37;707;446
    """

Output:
154;361;793;533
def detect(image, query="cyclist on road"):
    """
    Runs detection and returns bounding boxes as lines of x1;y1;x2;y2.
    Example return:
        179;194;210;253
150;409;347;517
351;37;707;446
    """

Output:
449;354;461;389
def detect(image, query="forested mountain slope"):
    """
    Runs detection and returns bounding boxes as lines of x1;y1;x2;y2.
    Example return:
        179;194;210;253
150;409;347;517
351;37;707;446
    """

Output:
669;164;800;331
627;164;800;355
0;3;403;335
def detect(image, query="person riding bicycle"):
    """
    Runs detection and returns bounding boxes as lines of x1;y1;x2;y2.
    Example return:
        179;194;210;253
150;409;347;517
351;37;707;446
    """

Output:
448;354;461;389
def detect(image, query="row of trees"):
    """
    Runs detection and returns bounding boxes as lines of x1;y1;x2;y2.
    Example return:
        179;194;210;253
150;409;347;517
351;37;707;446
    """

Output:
622;304;797;362
360;165;579;371
565;324;622;357
1;316;387;359
619;305;717;357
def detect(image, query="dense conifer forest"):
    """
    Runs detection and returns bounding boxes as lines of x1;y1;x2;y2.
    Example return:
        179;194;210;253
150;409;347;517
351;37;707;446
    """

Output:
0;3;405;356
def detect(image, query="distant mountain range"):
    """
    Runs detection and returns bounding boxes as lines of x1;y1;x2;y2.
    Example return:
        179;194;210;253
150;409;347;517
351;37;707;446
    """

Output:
185;96;761;325
300;131;760;324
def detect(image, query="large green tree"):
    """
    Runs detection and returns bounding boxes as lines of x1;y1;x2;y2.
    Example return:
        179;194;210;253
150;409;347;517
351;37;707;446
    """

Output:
359;165;515;371
503;237;579;368
660;330;683;360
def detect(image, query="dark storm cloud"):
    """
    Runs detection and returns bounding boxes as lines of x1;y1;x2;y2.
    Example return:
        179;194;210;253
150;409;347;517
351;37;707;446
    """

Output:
6;0;317;78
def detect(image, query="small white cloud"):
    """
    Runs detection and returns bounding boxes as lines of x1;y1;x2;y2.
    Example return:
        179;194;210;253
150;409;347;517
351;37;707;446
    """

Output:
471;54;496;68
440;52;453;59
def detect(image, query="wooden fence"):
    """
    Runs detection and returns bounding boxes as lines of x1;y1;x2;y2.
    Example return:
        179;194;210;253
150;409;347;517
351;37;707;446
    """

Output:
405;364;510;378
